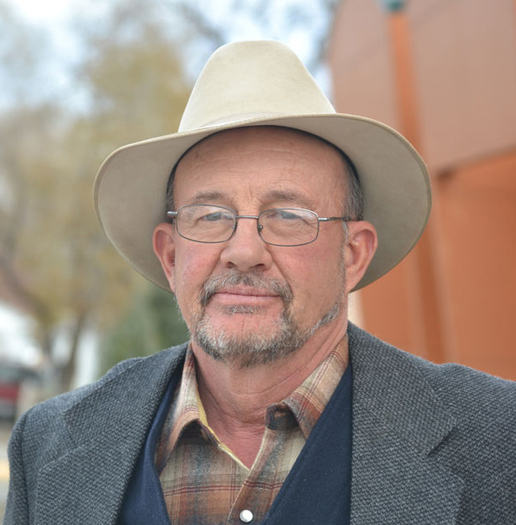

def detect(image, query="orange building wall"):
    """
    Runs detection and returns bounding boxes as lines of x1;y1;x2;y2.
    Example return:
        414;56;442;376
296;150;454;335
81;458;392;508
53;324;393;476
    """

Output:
434;151;516;376
328;0;516;378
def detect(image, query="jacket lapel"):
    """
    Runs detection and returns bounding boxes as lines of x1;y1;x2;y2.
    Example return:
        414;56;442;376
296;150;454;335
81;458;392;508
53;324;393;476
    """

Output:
348;325;464;524
34;345;187;525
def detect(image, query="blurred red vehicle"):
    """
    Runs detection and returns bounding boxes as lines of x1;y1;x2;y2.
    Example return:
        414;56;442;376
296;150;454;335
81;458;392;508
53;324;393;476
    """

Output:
0;363;36;422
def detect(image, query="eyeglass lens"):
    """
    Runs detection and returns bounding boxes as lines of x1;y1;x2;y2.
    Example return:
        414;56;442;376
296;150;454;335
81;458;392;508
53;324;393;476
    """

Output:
175;205;320;246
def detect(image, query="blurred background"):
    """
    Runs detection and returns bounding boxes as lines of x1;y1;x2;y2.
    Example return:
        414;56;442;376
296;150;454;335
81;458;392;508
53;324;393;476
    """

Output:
0;0;515;517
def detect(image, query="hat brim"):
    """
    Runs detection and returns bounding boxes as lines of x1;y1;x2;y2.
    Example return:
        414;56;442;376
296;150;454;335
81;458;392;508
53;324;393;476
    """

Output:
94;113;431;292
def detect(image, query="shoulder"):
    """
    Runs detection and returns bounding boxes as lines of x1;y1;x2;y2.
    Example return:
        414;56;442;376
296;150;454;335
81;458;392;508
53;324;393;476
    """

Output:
6;344;188;516
348;323;516;421
10;343;188;450
27;343;187;418
347;324;516;520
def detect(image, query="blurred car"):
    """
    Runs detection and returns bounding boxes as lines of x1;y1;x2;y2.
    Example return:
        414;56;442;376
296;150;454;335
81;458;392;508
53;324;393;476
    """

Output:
0;363;38;422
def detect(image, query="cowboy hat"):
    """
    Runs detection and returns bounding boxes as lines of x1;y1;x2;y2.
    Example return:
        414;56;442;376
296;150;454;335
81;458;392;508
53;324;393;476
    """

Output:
94;40;430;291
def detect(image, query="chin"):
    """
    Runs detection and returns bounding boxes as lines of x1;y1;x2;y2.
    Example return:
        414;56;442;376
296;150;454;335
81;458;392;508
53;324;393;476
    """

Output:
193;314;306;368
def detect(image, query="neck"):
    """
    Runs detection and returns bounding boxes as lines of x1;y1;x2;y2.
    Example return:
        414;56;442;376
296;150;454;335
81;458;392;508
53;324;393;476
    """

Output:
192;317;349;467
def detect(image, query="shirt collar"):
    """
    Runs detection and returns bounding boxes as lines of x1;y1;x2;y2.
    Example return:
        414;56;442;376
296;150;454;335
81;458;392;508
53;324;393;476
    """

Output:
155;347;205;473
160;336;349;462
281;336;349;438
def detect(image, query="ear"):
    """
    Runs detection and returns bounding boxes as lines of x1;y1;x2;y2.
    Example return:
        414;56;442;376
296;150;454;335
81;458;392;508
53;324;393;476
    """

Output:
343;221;378;293
153;222;177;293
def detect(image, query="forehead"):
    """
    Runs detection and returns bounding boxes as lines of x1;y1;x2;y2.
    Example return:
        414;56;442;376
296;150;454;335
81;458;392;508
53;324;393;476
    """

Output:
173;126;347;206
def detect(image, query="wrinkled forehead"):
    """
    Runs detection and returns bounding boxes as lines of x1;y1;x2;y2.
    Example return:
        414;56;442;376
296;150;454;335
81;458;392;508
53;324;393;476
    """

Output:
168;126;350;200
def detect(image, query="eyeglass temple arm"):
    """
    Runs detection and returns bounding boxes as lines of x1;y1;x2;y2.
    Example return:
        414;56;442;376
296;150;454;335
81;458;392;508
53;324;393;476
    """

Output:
318;216;354;222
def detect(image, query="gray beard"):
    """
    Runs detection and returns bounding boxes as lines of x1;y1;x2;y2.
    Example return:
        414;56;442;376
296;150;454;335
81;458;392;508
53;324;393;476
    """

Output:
190;270;343;368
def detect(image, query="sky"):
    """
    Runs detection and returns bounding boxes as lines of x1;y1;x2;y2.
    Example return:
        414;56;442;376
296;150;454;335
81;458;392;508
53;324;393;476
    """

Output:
11;0;71;20
4;0;330;81
0;305;39;366
0;0;90;112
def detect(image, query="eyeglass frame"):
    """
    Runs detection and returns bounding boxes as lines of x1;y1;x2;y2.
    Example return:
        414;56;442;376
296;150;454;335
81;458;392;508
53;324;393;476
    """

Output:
166;204;356;247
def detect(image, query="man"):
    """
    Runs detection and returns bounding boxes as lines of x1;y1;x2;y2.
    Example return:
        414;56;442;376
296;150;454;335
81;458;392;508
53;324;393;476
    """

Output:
5;41;516;525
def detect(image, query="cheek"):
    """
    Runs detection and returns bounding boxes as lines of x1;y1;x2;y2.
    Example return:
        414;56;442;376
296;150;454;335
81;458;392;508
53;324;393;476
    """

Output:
278;248;325;294
173;244;221;303
280;242;345;305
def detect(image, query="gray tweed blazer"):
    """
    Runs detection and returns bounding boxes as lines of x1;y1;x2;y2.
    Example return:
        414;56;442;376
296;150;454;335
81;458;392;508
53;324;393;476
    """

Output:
4;324;516;524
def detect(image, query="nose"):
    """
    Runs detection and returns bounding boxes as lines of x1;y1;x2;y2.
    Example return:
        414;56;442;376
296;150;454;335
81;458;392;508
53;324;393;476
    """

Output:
219;216;273;272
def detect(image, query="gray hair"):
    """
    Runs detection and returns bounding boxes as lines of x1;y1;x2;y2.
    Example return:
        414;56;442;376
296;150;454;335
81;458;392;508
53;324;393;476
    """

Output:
337;149;364;221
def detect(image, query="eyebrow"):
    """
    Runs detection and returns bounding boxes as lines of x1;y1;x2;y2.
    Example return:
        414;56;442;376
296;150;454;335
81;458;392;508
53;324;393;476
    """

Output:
262;189;316;209
189;191;227;204
188;189;316;209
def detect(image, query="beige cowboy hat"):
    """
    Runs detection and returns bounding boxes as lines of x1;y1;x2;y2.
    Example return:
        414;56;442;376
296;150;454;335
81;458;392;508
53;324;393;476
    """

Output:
94;40;430;291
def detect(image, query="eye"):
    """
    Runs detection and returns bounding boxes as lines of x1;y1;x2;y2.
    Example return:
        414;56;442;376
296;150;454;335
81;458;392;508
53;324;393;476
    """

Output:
196;210;235;224
278;210;303;220
200;212;224;222
267;209;303;221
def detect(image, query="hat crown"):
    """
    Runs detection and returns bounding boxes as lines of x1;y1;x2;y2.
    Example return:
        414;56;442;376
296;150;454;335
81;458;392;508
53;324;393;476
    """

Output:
179;40;335;132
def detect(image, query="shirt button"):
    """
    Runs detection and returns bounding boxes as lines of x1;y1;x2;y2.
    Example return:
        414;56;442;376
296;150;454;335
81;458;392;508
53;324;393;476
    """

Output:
239;509;254;523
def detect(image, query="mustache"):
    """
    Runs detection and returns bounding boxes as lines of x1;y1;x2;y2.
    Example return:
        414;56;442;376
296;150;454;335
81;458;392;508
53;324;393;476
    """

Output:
199;271;293;307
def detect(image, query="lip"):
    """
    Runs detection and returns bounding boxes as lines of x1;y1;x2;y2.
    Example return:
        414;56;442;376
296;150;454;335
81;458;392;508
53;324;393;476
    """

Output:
210;286;280;306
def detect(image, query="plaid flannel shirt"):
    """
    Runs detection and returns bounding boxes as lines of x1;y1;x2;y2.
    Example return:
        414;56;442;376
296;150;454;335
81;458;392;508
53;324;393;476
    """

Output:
156;338;348;525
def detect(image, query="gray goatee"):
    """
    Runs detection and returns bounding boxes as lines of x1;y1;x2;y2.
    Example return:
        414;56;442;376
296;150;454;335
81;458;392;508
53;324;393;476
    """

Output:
191;270;341;368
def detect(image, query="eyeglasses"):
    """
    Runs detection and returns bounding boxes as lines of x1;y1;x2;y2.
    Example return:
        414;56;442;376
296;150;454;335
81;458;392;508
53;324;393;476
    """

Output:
166;204;355;247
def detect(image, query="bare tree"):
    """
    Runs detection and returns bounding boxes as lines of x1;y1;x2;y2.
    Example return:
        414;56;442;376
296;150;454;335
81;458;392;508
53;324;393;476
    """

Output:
0;0;191;391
